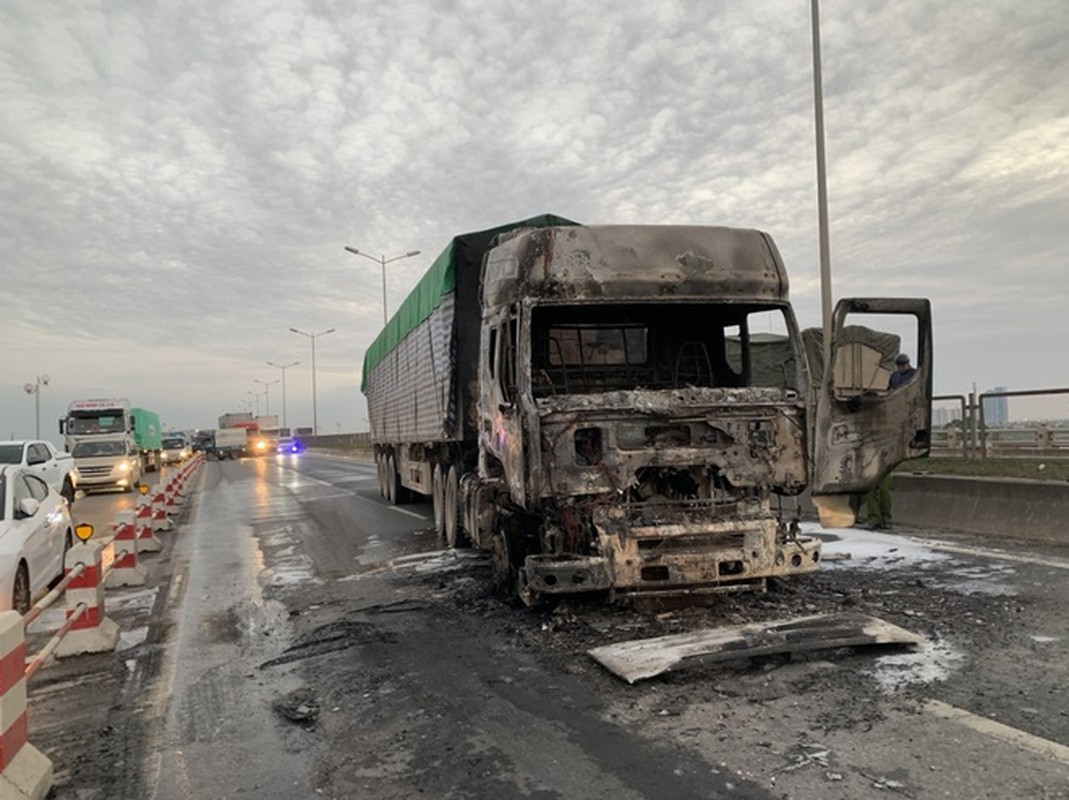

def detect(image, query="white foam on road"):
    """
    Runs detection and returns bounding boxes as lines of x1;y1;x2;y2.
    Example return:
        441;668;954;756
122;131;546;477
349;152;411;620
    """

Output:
810;524;1018;596
866;635;967;692
258;524;322;587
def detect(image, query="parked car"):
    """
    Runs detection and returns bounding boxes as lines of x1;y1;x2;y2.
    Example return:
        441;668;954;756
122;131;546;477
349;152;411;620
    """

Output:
276;437;303;454
0;440;77;506
0;465;73;614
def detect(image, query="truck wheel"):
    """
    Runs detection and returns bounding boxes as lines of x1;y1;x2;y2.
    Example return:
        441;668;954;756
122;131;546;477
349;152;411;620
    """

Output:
378;453;392;500
61;477;75;507
386;454;403;505
432;465;446;541
515;566;542;609
375;454;385;498
489;531;513;590
444;466;465;548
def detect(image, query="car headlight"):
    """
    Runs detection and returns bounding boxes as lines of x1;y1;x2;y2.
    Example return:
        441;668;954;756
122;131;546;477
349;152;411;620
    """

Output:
117;460;131;473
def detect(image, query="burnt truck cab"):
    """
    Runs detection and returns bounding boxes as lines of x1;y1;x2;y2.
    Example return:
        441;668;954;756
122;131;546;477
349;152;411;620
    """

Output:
474;225;931;602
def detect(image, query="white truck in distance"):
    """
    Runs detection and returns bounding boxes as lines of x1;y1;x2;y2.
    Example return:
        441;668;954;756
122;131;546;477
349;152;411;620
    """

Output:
213;428;248;460
160;433;192;466
0;441;77;506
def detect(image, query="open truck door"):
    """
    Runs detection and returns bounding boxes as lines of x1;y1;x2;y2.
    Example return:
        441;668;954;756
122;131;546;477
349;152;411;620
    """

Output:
811;298;932;527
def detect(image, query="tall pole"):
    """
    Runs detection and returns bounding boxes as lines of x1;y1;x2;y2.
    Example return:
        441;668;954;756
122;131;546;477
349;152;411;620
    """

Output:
811;0;834;371
289;327;336;435
267;360;300;429
253;379;280;417
344;247;421;326
23;375;49;439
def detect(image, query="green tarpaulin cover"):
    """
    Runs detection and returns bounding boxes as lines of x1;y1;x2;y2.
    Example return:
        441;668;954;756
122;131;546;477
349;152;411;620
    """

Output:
361;214;577;390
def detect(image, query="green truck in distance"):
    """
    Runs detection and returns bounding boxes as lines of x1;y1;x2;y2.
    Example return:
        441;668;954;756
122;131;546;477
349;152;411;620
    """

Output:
61;398;164;475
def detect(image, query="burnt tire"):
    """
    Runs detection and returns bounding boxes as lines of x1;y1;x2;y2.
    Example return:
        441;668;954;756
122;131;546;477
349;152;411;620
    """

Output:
489;531;513;590
13;563;30;616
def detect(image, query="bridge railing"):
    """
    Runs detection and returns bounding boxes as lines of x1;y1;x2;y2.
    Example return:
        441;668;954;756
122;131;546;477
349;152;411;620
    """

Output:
930;387;1069;459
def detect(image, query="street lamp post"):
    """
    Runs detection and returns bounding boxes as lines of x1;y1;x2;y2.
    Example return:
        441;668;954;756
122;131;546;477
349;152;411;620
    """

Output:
266;360;300;430
22;375;50;439
253;378;280;418
246;390;262;417
343;247;421;325
811;0;833;369
289;327;336;435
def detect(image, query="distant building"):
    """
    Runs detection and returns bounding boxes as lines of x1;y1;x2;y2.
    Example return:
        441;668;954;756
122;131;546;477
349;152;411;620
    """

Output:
933;406;961;427
983;387;1009;425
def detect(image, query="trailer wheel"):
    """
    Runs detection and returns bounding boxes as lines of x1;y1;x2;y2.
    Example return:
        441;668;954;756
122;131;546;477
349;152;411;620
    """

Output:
384;454;395;504
379;453;390;499
387;454;408;505
432;465;446;541
444;466;465;548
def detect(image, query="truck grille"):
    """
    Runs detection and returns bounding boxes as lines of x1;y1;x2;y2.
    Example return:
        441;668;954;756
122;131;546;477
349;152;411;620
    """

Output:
78;466;113;477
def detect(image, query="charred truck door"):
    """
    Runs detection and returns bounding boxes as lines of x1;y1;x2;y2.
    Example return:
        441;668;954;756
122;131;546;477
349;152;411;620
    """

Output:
811;298;933;526
482;304;527;508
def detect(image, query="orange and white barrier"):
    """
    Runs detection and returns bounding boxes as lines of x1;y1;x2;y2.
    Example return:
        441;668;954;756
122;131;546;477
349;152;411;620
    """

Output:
105;511;146;588
134;497;162;553
150;488;173;532
54;541;119;658
0;612;51;799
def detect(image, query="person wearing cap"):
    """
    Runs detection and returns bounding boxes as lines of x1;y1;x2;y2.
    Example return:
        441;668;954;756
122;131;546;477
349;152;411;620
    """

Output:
867;353;917;529
888;353;917;390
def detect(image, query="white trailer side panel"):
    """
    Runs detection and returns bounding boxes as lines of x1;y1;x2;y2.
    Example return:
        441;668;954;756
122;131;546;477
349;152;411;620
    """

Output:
366;293;459;445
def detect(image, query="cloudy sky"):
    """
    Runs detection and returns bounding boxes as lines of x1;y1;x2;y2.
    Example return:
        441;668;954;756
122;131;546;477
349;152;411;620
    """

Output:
2;0;1066;441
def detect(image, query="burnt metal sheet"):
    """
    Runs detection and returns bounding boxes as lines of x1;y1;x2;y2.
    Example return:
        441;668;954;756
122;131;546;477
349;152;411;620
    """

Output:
588;612;922;683
483;225;789;306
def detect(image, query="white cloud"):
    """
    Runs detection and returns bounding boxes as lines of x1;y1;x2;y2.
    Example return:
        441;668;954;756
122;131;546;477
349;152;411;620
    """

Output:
1;0;1067;438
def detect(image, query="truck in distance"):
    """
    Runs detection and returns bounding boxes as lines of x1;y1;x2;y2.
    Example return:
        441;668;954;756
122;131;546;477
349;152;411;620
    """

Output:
213;428;248;460
362;216;932;605
70;438;142;493
160;432;192;466
59;398;163;473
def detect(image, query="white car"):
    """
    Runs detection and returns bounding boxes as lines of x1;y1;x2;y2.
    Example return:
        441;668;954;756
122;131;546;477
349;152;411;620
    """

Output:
0;464;73;614
0;440;77;506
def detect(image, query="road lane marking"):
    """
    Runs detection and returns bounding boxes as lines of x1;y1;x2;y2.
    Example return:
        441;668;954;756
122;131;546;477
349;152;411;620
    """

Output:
299;491;358;502
928;543;1069;570
389;507;430;520
925;699;1069;764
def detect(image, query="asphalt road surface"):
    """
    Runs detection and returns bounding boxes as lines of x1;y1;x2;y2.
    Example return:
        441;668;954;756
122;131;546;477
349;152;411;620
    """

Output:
24;453;1069;799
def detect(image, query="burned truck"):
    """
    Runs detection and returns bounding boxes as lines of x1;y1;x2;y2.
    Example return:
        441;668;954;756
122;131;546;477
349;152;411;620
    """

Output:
362;216;932;603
